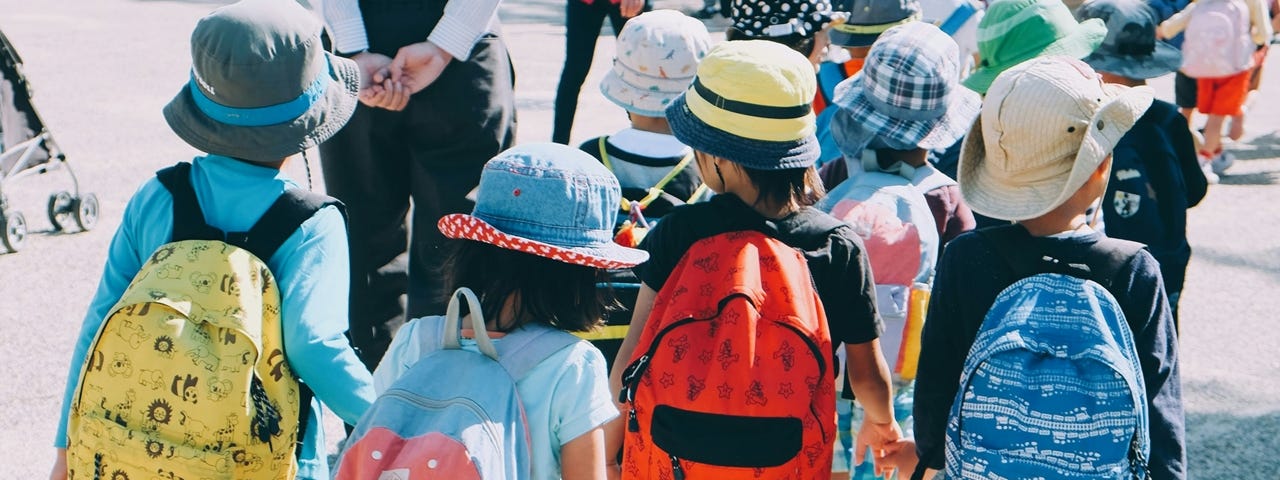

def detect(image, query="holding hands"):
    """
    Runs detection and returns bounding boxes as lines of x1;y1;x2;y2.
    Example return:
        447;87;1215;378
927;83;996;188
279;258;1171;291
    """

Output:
352;41;454;112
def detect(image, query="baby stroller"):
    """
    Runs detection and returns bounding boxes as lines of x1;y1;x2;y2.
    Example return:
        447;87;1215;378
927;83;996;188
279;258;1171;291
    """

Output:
0;28;97;253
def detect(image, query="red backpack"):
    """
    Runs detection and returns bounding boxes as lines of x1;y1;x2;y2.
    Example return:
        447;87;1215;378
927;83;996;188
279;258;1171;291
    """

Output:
619;230;836;480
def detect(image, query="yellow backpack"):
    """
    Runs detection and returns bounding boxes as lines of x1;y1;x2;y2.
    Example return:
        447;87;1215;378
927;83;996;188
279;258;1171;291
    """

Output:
66;163;336;479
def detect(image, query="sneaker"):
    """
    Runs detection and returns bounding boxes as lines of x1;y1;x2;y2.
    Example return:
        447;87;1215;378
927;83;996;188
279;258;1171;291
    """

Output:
1211;151;1235;176
1201;161;1220;184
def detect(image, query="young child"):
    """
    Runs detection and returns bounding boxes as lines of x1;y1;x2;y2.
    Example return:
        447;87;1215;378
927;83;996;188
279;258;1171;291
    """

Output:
373;142;648;480
822;22;978;247
908;56;1185;480
818;23;979;479
50;1;375;479
1158;0;1273;174
607;40;902;478
815;0;923;167
1077;0;1208;322
583;9;712;220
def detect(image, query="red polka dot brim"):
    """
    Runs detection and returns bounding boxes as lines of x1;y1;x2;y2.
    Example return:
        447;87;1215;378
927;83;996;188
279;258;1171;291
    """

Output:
438;214;649;270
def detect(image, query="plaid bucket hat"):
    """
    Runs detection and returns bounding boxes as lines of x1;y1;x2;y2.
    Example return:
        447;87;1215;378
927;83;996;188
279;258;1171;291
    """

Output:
666;40;821;170
163;0;359;163
962;0;1107;94
829;0;923;47
829;22;981;158
439;143;649;269
1075;0;1182;80
730;0;835;38
600;10;712;117
958;56;1153;221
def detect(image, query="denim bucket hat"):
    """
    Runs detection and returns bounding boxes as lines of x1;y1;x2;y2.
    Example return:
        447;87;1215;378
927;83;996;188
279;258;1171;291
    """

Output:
163;0;360;163
1075;0;1182;80
600;10;712;117
829;0;923;47
962;0;1107;94
438;143;649;269
666;40;820;170
830;22;981;157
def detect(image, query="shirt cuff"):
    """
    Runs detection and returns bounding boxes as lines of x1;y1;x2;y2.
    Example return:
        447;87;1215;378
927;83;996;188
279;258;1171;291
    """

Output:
427;13;493;62
330;16;370;55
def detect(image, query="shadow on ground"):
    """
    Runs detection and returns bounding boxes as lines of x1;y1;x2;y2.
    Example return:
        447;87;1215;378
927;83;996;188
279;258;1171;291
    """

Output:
1186;410;1280;479
1192;246;1280;282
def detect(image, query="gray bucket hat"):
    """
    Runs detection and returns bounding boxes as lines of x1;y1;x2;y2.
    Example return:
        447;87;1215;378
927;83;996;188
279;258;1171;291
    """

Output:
829;0;922;47
163;0;360;163
1075;0;1182;80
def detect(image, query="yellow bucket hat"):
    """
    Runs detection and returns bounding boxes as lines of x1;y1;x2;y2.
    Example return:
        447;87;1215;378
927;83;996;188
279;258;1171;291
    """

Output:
666;40;820;170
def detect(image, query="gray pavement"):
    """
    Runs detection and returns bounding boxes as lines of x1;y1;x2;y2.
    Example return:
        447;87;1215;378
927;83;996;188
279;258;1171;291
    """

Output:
0;0;1276;478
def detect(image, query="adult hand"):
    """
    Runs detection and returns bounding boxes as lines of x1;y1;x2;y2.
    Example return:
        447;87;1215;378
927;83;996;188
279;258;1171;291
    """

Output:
49;448;67;480
621;0;645;18
853;419;905;477
351;52;412;111
390;41;454;95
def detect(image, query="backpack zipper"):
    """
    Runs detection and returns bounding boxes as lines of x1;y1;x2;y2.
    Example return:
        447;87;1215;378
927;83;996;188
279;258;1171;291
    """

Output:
380;390;504;452
670;455;686;480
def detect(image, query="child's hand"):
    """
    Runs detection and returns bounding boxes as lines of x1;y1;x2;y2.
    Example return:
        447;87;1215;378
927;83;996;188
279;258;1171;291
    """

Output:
853;419;904;476
879;439;919;478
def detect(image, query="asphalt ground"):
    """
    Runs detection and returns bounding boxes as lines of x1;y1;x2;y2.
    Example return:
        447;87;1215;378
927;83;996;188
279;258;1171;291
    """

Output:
0;1;1276;478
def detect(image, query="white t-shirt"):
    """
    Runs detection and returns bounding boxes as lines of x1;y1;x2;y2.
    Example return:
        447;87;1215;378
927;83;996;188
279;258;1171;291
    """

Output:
919;0;985;76
374;318;619;480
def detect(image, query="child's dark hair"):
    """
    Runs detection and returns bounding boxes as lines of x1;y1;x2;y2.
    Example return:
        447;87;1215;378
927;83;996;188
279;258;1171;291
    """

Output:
440;240;614;333
741;166;826;208
725;27;817;59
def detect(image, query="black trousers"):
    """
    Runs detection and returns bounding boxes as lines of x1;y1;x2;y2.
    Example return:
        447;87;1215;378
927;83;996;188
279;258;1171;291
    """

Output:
319;0;516;369
552;0;647;144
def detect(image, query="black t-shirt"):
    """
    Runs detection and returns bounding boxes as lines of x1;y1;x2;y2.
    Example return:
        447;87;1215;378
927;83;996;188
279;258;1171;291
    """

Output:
1104;100;1207;294
911;226;1185;480
634;194;884;347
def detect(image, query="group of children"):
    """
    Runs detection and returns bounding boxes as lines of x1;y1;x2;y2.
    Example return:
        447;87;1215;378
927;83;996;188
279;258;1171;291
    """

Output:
50;0;1268;478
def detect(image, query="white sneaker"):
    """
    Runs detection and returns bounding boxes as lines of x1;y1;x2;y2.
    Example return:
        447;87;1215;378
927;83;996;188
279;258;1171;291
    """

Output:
1211;151;1235;176
1201;161;1220;184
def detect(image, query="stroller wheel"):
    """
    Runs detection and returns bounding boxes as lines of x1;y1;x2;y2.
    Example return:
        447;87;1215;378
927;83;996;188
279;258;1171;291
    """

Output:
1;210;28;252
47;191;74;231
73;194;100;231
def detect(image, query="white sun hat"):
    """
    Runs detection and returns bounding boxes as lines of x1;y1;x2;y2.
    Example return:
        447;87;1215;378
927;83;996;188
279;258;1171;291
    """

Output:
958;56;1153;221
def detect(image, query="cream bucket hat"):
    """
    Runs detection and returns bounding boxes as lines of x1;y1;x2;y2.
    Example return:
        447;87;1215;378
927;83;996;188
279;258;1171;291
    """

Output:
958;56;1153;221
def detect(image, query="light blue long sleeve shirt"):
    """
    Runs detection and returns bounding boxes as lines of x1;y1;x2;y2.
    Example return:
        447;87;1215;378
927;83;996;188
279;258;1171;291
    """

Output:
55;155;375;479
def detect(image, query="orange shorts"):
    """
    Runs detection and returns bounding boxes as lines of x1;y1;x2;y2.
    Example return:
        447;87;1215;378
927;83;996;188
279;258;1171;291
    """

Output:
1197;69;1252;116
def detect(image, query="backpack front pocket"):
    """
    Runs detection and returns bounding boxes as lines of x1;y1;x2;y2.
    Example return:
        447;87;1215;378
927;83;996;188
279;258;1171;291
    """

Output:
650;404;802;468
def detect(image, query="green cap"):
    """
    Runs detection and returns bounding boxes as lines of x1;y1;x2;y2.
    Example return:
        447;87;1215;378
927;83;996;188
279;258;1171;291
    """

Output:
963;0;1107;94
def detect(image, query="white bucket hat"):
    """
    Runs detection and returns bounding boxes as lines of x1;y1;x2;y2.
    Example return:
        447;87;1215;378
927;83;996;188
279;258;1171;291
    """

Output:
958;56;1153;221
600;10;711;117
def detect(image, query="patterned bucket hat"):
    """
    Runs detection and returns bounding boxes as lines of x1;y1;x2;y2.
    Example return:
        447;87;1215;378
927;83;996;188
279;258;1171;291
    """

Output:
600;10;712;117
829;0;923;47
830;22;981;157
962;0;1107;94
163;0;359;163
730;0;835;38
958;56;1153;221
665;40;820;170
438;143;649;269
1075;0;1182;80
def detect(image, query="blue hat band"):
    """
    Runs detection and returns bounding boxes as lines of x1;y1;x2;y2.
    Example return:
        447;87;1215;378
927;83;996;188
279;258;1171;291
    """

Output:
190;61;330;127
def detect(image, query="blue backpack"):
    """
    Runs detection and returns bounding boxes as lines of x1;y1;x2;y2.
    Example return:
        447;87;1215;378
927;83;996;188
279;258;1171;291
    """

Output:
334;288;579;480
945;228;1150;479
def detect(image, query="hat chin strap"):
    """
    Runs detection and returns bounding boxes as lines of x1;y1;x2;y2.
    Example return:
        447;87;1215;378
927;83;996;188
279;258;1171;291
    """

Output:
189;60;332;127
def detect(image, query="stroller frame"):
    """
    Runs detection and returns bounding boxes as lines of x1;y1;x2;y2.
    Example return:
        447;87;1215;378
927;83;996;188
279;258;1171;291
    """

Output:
0;27;97;253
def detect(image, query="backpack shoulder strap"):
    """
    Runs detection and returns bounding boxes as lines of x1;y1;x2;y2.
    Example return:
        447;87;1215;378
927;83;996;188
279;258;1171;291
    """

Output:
156;162;224;242
238;188;345;262
497;324;581;381
977;225;1146;288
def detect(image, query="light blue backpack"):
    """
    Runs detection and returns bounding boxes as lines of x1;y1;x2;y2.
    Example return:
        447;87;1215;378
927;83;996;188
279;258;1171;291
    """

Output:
944;230;1150;479
334;288;579;480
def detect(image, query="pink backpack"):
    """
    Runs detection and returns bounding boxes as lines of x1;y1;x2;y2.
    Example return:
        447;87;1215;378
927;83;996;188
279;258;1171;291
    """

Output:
1182;0;1255;78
